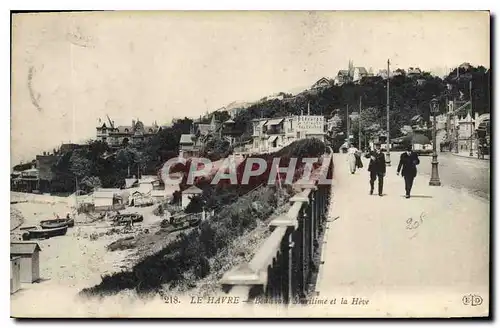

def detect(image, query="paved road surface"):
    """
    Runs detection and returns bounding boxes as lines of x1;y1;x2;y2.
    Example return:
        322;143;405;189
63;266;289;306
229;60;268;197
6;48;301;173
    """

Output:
387;152;490;200
315;153;489;317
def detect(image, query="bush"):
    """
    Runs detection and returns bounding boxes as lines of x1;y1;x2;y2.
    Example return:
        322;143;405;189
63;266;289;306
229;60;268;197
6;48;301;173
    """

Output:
184;195;204;214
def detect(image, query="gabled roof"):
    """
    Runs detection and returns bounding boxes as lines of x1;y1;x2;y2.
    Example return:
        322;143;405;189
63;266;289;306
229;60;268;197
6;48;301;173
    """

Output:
311;77;331;88
93;188;123;198
356;67;368;75
182;185;203;194
11;242;41;255
139;176;159;184
125;178;138;189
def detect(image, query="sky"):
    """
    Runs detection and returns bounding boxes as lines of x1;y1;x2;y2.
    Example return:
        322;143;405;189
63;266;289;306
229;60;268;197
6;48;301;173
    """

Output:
11;11;490;166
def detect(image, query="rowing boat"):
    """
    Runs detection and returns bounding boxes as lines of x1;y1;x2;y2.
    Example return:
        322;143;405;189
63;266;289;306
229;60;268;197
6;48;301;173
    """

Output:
23;226;68;240
40;218;75;229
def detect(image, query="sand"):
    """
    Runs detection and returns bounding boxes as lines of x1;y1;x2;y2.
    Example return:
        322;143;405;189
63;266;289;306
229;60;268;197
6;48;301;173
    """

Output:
10;192;166;317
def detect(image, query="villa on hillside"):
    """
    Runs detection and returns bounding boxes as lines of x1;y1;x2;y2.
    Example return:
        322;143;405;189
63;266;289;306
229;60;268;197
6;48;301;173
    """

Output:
179;134;201;159
311;77;332;90
334;60;370;85
96;118;161;147
251;114;325;153
195;115;219;137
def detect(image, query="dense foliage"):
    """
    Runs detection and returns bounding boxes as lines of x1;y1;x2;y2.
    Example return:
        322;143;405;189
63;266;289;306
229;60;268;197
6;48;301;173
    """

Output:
232;65;490;143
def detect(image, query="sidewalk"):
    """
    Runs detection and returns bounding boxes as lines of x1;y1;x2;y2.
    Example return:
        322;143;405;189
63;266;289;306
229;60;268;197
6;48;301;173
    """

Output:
451;151;490;161
313;153;489;318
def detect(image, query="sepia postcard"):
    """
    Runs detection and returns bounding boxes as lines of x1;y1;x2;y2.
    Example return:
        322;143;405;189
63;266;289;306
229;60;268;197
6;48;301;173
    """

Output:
10;10;490;318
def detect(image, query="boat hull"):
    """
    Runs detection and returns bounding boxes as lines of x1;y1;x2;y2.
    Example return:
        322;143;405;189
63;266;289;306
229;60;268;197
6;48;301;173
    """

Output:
40;219;74;229
25;226;68;240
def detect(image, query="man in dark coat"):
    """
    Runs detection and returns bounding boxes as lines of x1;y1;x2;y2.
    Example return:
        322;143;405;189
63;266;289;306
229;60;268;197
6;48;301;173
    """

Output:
397;145;420;198
364;143;386;196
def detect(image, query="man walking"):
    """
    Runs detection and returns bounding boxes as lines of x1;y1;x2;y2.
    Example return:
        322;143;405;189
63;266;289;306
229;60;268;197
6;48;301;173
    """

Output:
365;143;386;196
397;145;420;198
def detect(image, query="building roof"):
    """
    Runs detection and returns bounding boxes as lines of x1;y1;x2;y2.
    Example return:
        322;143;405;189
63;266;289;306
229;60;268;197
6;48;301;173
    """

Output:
182;185;203;194
311;77;331;89
104;122;159;135
11;242;41;255
124;178;138;189
139;176;159;184
265;118;284;126
180;134;195;144
356;67;368;74
338;70;349;76
151;190;165;197
93;188;123;198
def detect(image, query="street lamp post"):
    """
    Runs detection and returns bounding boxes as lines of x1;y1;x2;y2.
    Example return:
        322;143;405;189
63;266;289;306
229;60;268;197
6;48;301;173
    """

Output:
385;59;391;166
429;98;441;186
469;80;474;157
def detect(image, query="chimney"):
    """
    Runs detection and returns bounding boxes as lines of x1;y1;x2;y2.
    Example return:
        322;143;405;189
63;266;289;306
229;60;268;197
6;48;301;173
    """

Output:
132;120;136;128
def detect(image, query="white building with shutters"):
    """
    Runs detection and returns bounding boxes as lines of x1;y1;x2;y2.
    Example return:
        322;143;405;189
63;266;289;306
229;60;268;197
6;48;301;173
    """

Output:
251;115;325;153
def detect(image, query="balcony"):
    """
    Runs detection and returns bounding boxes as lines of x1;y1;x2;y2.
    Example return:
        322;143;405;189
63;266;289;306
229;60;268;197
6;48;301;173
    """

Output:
265;127;285;135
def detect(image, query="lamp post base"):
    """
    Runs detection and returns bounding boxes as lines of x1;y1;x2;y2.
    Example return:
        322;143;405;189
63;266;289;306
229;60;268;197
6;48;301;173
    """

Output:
429;155;441;186
429;179;441;186
385;152;391;166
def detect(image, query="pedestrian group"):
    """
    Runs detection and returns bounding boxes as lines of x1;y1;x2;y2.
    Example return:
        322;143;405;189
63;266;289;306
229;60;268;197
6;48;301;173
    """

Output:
347;142;420;198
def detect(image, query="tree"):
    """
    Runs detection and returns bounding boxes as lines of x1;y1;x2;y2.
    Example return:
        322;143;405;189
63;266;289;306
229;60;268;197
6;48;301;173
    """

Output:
69;150;92;180
79;176;102;193
185;195;204;214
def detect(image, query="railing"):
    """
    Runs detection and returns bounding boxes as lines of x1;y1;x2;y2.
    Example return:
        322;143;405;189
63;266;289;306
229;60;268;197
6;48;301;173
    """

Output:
220;153;334;304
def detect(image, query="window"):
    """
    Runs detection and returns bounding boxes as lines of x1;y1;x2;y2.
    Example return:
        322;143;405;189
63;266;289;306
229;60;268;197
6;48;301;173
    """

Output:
125;129;129;133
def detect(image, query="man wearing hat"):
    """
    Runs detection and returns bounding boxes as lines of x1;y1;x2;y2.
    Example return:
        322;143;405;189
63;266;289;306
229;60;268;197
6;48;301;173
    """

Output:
364;142;386;196
397;145;420;198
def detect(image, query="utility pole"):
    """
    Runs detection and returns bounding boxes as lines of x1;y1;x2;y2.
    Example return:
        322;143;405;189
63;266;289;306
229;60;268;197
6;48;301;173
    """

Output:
75;176;78;213
358;96;362;150
454;66;459;153
385;59;391;166
469;80;474;156
346;104;350;147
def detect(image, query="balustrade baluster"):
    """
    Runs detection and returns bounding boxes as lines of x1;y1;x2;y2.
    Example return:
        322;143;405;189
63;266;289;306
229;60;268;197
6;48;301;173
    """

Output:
219;155;333;306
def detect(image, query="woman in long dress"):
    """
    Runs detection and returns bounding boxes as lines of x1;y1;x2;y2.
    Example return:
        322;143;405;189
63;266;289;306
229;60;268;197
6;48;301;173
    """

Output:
347;144;360;174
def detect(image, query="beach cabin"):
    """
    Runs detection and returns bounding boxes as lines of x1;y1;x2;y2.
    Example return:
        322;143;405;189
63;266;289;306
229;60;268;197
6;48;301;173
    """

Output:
93;189;128;212
138;175;160;194
181;186;203;209
124;178;138;189
10;257;21;294
129;190;153;207
10;242;41;283
151;189;166;202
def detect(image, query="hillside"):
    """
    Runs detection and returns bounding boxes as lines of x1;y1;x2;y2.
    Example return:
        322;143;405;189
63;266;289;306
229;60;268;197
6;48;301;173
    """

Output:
16;65;489;194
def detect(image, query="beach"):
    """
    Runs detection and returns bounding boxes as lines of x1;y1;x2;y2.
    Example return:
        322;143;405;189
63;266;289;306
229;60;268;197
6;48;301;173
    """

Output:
10;192;166;317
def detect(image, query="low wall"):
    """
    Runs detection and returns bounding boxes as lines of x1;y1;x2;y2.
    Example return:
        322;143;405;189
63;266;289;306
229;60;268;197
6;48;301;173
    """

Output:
10;192;71;205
